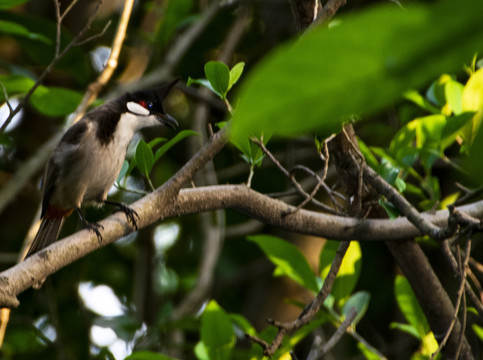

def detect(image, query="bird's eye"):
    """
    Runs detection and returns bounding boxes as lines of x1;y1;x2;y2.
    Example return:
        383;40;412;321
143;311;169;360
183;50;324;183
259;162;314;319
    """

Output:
146;101;153;109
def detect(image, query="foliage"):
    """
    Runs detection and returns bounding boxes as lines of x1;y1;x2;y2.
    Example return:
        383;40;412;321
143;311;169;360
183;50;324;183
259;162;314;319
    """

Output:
1;0;483;359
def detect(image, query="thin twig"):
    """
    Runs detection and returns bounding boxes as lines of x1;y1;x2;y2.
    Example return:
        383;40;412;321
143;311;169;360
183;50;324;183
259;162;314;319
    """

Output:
318;307;357;356
431;234;471;360
247;241;350;356
0;0;104;135
251;137;342;215
74;0;135;121
287;139;331;214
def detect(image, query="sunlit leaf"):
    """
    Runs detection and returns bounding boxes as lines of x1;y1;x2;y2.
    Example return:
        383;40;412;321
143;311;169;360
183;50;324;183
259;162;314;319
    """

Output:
205;61;230;99
230;0;483;146
394;275;429;339
249;234;319;293
462;68;483;143
199;301;235;360
228;62;245;91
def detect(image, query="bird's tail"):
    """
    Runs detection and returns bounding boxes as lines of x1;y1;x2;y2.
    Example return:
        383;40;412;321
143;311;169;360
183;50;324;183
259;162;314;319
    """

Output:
25;217;64;258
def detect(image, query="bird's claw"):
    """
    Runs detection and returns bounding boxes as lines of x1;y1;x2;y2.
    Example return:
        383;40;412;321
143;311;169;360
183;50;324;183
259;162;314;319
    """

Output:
85;222;104;242
115;203;140;230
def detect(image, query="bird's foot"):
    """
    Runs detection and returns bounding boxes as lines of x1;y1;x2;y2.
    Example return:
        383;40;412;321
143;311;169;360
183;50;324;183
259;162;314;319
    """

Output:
85;222;104;242
109;202;140;230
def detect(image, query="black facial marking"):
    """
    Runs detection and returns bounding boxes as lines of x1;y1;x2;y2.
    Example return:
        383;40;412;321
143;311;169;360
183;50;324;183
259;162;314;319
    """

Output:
61;121;87;145
94;104;122;146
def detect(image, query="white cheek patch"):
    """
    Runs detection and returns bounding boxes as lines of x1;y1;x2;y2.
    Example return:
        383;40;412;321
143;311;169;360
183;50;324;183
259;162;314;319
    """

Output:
127;101;150;116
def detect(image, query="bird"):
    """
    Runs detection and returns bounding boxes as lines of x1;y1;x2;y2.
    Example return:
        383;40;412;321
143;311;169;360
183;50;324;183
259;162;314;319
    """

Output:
25;80;178;258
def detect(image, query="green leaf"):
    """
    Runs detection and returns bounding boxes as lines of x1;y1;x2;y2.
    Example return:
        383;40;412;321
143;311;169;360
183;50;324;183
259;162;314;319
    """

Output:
125;351;180;360
228;62;245;91
187;77;215;93
357;342;383;360
390;322;421;339
0;0;31;9
199;301;236;360
445;79;464;115
135;140;154;178
379;199;400;220
204;61;230;99
30;86;82;116
249;234;319;293
116;160;129;184
462;67;483;143
230;0;483;144
341;291;371;327
148;137;167;149
403;90;440;114
154;130;199;162
0;19;50;43
319;241;362;302
229;313;257;336
394;275;429;339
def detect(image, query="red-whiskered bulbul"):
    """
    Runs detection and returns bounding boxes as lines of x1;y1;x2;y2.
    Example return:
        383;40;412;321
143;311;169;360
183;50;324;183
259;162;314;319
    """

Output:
26;80;178;258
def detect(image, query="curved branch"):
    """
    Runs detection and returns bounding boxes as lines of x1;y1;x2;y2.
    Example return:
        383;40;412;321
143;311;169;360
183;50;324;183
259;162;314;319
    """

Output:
4;170;483;307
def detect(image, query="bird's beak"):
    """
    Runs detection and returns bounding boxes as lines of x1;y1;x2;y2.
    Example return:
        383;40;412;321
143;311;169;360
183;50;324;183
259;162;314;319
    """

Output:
158;113;178;129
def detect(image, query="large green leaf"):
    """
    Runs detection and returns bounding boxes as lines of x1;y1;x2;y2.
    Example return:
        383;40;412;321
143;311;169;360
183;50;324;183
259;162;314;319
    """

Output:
125;351;179;360
230;0;483;148
249;234;319;293
197;300;235;360
0;19;50;43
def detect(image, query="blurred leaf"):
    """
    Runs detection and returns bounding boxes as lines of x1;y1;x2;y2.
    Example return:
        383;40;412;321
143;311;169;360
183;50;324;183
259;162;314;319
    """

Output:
126;351;179;360
135;140;154;178
116;161;129;184
187;77;215;93
205;61;230;99
379;199;400;220
0;0;31;9
154;0;193;48
425;74;451;108
230;0;483;145
154;129;199;162
228;62;245;91
445;79;464;115
199;300;235;360
358;138;379;169
229;313;257;336
319;241;362;302
462;67;483;143
249;234;319;293
30;86;82;116
390;322;421;339
404;90;439;114
394;275;429;339
357;342;383;360
0;19;50;43
148;137;167;149
472;324;483;342
341;291;371;327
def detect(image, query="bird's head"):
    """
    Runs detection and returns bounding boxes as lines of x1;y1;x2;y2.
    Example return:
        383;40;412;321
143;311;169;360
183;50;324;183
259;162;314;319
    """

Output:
123;79;179;129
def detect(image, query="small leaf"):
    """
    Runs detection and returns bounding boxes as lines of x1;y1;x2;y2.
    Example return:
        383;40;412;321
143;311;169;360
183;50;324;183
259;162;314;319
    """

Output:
394;275;429;339
200;301;235;360
390;322;421;339
154;130;199;162
403;90;440;114
116;160;129;183
135;140;154;178
379;199;400;220
394;177;406;193
228;62;245;91
204;61;230;99
0;19;50;43
187;77;215;93
249;234;319;293
341;291;371;327
0;0;31;9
